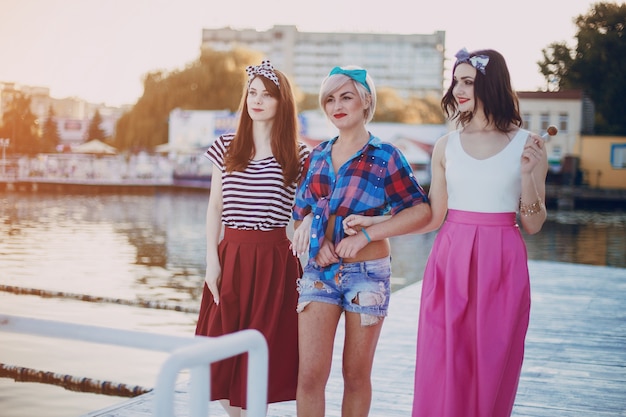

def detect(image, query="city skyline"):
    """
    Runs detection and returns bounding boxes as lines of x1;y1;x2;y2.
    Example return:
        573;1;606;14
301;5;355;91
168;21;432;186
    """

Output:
0;0;598;107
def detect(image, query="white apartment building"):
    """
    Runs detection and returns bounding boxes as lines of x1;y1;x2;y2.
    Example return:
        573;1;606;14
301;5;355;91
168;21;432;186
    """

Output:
201;25;446;98
518;90;592;172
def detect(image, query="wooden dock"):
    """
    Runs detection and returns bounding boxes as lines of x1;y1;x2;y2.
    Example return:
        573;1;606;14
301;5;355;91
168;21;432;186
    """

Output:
84;261;626;417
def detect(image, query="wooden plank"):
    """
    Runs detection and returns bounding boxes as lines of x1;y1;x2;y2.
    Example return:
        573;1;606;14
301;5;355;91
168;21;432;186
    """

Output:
84;261;626;417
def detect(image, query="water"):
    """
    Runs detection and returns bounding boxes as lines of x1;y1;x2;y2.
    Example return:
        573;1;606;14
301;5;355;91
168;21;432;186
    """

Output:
0;190;625;417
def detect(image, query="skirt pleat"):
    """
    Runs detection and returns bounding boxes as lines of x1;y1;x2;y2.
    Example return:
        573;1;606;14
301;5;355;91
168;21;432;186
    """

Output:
195;227;301;408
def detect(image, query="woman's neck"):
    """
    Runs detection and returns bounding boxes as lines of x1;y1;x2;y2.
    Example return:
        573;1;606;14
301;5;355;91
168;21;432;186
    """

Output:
462;112;505;134
336;125;369;146
252;122;273;159
252;121;272;142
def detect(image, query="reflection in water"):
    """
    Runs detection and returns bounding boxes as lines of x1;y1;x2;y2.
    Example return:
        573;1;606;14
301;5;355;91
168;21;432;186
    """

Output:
0;191;210;310
524;210;626;268
0;190;625;417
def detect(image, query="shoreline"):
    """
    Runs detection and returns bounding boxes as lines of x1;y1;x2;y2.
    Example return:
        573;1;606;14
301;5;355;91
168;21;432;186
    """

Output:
2;178;625;210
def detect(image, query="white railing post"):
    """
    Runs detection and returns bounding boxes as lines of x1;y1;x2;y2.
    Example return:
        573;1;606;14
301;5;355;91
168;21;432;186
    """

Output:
0;315;268;417
152;330;268;417
189;366;209;417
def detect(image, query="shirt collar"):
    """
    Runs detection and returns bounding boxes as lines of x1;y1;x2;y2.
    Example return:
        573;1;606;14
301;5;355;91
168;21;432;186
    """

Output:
320;133;382;155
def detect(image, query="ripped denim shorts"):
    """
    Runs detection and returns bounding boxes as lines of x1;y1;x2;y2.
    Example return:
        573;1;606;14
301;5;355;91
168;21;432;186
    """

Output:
296;256;391;326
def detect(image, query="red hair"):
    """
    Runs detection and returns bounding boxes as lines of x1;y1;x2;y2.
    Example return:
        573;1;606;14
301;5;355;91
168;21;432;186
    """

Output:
224;70;301;185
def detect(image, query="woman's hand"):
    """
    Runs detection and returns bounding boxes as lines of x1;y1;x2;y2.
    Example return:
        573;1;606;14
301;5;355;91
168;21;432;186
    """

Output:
314;237;339;267
521;133;546;175
335;232;369;259
342;214;390;235
292;213;313;256
519;132;549;235
204;256;221;305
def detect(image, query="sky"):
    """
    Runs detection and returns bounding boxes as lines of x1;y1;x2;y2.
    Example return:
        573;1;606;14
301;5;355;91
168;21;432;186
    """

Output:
0;0;601;107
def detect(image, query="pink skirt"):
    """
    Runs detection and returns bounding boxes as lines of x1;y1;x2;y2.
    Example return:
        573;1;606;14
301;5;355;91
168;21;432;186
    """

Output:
412;210;531;417
195;227;301;408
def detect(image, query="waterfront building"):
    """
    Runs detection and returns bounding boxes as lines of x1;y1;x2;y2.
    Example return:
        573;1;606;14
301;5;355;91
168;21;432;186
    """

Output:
517;90;588;173
576;135;626;189
0;82;126;149
201;25;446;98
516;90;626;190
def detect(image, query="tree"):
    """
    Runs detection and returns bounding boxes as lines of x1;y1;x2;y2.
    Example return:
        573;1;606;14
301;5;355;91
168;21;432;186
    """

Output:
0;92;39;155
295;89;445;124
41;105;61;152
113;46;446;151
538;2;626;134
404;95;445;124
538;42;576;92
86;109;107;141
298;93;320;112
374;88;410;123
114;47;262;151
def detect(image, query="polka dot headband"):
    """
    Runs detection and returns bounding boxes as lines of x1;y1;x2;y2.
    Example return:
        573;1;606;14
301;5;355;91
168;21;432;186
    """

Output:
246;59;280;89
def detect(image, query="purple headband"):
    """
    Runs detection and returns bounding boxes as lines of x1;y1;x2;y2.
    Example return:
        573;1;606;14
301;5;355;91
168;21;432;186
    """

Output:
246;59;280;88
454;48;490;75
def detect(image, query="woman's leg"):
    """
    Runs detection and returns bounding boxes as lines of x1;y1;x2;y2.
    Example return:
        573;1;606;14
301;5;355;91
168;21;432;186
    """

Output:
296;301;343;417
341;311;384;417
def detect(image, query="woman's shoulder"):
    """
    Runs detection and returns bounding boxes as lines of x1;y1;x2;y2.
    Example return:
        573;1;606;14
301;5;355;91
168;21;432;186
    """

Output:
297;141;310;152
310;138;334;154
436;130;456;146
208;133;235;150
367;134;395;151
220;133;236;145
205;133;235;160
513;128;531;141
298;141;311;158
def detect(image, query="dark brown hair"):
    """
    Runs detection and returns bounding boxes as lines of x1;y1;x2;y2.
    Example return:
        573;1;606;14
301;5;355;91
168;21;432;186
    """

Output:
224;70;301;185
441;49;522;132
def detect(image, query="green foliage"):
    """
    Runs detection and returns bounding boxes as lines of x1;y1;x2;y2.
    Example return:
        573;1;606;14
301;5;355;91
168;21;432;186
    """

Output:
113;47;447;150
538;42;575;91
299;89;445;124
375;89;444;124
114;48;262;151
86;109;107;141
375;88;410;123
539;2;626;134
405;95;446;124
0;92;39;155
41;105;61;153
298;93;320;112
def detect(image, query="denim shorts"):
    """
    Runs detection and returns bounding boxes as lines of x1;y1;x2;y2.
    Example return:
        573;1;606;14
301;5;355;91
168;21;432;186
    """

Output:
296;256;391;326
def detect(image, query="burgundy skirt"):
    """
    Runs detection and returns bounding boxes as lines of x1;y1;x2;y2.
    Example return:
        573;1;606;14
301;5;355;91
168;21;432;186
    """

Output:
195;227;301;408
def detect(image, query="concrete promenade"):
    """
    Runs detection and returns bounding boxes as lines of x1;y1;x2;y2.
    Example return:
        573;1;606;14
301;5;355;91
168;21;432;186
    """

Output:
84;261;626;417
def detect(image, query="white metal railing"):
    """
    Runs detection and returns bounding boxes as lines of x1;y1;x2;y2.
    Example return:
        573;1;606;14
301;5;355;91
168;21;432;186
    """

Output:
0;314;268;417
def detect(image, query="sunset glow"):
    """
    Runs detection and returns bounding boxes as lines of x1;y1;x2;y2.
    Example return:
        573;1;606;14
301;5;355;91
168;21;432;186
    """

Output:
0;0;597;107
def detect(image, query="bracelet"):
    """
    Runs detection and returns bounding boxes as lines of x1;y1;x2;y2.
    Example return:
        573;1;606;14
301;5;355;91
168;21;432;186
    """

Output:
362;228;372;243
520;197;544;217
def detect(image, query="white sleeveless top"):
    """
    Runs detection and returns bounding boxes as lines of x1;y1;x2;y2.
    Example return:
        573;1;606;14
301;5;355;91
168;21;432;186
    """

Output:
446;129;529;213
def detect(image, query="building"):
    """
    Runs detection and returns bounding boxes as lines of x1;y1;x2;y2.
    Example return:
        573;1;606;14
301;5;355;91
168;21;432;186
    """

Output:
516;90;626;190
577;135;626;189
0;81;126;148
201;25;445;98
517;90;590;173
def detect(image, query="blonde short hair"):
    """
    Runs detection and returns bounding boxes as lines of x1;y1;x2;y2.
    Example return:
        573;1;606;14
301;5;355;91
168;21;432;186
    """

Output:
319;65;377;124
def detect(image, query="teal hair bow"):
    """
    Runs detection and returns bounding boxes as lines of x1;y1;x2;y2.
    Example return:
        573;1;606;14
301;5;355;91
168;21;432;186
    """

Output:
454;48;489;75
328;67;371;92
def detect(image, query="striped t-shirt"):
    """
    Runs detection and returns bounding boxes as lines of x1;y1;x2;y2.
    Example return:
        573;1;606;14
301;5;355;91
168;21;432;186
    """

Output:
205;134;310;231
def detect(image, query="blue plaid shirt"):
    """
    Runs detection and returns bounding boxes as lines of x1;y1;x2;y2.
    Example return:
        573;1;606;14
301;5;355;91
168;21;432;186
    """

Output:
293;134;428;262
